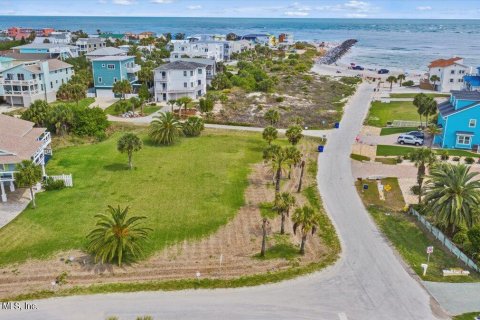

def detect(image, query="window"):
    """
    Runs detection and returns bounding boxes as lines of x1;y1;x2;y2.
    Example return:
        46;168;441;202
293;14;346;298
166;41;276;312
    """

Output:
198;68;202;74
107;64;115;69
102;64;105;68
184;82;187;88
162;71;166;78
457;135;471;145
469;119;477;128
198;80;201;85
32;74;36;79
39;74;42;80
61;79;64;84
450;79;454;83
66;68;69;74
190;70;194;76
450;70;455;74
183;71;187;76
41;84;44;91
458;79;463;82
17;73;24;80
55;70;57;74
98;76;102;83
191;82;194;87
113;77;118;83
50;82;53;89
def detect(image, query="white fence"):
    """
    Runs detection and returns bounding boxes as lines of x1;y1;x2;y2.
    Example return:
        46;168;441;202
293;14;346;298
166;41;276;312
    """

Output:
391;120;422;128
50;174;73;187
410;208;480;273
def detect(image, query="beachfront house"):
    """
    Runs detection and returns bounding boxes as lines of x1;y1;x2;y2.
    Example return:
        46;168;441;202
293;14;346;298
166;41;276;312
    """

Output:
170;40;225;62
85;47;126;61
169;57;216;84
0;59;74;107
91;55;140;98
434;91;480;150
33;31;72;45
241;34;276;46
153;61;207;102
464;67;480;91
11;43;79;59
0;114;51;202
8;27;54;40
76;38;107;54
427;57;471;92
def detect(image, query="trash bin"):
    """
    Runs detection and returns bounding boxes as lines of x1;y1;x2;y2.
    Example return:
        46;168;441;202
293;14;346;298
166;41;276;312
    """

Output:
334;122;340;129
318;145;324;152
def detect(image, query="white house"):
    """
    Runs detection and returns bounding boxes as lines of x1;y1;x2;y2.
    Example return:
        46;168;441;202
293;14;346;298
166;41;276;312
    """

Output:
85;47;126;61
170;40;225;62
33;31;72;45
168;57;216;84
0;59;74;107
428;57;472;92
76;38;107;54
154;61;207;102
12;43;79;59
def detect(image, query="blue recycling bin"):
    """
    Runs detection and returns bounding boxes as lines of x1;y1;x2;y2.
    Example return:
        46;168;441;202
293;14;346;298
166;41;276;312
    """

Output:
318;145;324;152
334;122;340;129
363;184;369;190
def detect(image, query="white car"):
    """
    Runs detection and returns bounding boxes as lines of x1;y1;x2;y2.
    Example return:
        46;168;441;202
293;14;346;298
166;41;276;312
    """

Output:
397;134;424;146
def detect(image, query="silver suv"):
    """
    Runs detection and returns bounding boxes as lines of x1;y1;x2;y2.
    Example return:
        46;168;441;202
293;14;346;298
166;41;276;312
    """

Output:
397;134;423;146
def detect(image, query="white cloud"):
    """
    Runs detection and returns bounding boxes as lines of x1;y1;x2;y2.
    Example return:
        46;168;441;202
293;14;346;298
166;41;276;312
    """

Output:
187;5;202;10
346;13;368;18
112;0;136;5
284;11;309;16
343;1;371;13
151;0;174;3
416;6;432;11
316;0;375;17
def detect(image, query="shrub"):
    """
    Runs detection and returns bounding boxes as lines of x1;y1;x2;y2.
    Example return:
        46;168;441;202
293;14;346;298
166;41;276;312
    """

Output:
71;107;109;137
44;177;65;191
467;225;480;253
340;77;362;86
440;151;449;161
465;157;475;164
396;156;403;163
183;116;205;137
114;100;131;114
452;156;460;162
453;231;469;246
410;185;420;195
275;96;285;103
402;80;414;87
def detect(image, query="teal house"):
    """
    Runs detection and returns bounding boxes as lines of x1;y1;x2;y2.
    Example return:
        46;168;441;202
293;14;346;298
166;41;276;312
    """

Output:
435;91;480;151
91;55;140;98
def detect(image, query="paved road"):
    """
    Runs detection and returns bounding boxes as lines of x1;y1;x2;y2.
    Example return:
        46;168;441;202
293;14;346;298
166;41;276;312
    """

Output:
0;83;447;320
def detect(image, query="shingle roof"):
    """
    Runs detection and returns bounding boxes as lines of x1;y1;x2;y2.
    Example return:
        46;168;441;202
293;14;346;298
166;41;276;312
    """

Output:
8;59;72;74
13;43;76;49
0;51;58;61
86;47;126;57
169;57;215;66
451;90;480;100
155;61;207;71
438;100;480;117
91;55;134;62
428;57;463;68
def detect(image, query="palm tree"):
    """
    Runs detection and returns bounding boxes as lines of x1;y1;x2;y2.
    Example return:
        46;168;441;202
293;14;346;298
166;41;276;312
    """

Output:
413;93;427;127
285;146;302;179
266;146;292;194
285;124;303;146
112;80;132;100
176;96;193;117
409;147;437;203
297;160;306;193
386;76;397;90
397;74;406;87
262;126;278;145
149;112;183;145
117;133;143;169
264;108;280;127
182;116;204;137
423;164;480;234
260;215;269;257
129;97;142;113
14;160;43;209
274;192;296;234
70;83;86;107
292;205;320;255
127;44;141;57
87;205;152;266
424;124;442;148
421;96;437;126
167;99;177;113
430;75;440;90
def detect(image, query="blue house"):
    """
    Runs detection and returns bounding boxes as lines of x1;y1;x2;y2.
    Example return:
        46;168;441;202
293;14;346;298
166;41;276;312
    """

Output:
91;55;140;98
464;67;480;91
435;90;480;150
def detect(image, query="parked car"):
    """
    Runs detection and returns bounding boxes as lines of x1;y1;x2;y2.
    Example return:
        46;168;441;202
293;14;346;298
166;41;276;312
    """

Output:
352;65;364;70
397;134;424;146
378;69;389;74
406;131;425;139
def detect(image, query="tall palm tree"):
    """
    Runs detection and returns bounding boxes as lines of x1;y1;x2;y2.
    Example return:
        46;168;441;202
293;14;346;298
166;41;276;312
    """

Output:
117;133;143;169
292;205;320;255
430;75;440;90
285;146;302;179
423;96;437;126
262;126;278;145
112;80;132;100
424;124;442;148
413;93;427;127
274;192;296;234
285;124;303;146
397;74;406;87
264;108;280;127
14;160;43;209
386;76;397;90
149;112;183;145
409;147;437;203
266;146;292;194
87;205;152;266
423;164;480;234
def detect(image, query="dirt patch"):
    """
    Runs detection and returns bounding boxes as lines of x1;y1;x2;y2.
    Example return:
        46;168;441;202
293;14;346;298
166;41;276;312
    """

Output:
0;138;334;299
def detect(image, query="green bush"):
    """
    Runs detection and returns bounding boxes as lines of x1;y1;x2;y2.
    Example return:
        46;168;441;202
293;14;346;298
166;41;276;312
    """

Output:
402;80;414;87
453;231;469;246
440;150;449;161
275;96;285;103
467;225;480;253
396;156;403;163
44;177;66;191
452;156;461;162
410;185;420;195
72;106;109;137
465;157;475;164
114;100;131;114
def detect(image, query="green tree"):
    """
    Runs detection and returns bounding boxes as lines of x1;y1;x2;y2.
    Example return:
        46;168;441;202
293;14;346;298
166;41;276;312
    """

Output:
286;124;303;146
397;74;406;86
167;99;177;113
467;225;480;255
87;205;152;266
210;73;232;90
285;146;302;179
262;126;278;145
112;80;132;100
198;98;214;113
138;84;150;115
422;96;437;126
149;112;183;145
430;75;440;90
176;96;193;117
273;192;296;234
70;83;87;107
265;146;293;194
21;100;50;127
386;75;397;90
264;108;280;127
292;205;320;254
129;97;143;113
413;93;427;127
423;164;480;234
409;147;437;203
182;116;204;137
14;160;42;209
424;124;442;148
71;107;109;137
117;133;143;169
48;103;74;136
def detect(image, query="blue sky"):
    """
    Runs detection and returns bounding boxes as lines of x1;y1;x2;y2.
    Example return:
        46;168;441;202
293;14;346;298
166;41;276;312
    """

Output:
1;0;480;19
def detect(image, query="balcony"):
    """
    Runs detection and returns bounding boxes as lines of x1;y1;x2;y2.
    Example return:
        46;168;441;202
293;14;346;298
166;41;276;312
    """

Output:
4;89;40;96
126;64;141;73
0;78;38;86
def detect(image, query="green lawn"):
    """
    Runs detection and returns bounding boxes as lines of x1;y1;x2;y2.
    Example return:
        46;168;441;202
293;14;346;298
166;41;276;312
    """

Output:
453;312;480;320
0;129;265;266
350;153;370;162
142;105;161;116
105;101;160;116
375;157;398;165
390;93;450;99
380;127;418;136
376;145;480;158
366;101;419;127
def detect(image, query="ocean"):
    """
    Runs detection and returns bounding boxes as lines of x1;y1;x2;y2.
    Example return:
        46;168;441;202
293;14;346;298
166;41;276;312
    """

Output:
1;16;480;72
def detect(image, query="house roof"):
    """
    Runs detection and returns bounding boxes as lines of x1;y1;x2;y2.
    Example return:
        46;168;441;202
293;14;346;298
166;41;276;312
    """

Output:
170;57;215;67
451;90;480;100
428;57;463;68
0;115;46;165
0;51;58;61
76;37;105;44
8;59;72;74
86;47;126;57
438;100;480;117
13;43;76;49
155;61;207;71
91;55;134;62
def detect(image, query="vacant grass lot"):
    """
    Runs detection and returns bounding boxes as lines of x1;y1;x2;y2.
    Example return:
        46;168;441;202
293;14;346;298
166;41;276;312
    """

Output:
366;101;419;127
376;145;480;158
453;312;480;320
389;93;450;99
0;129;264;265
